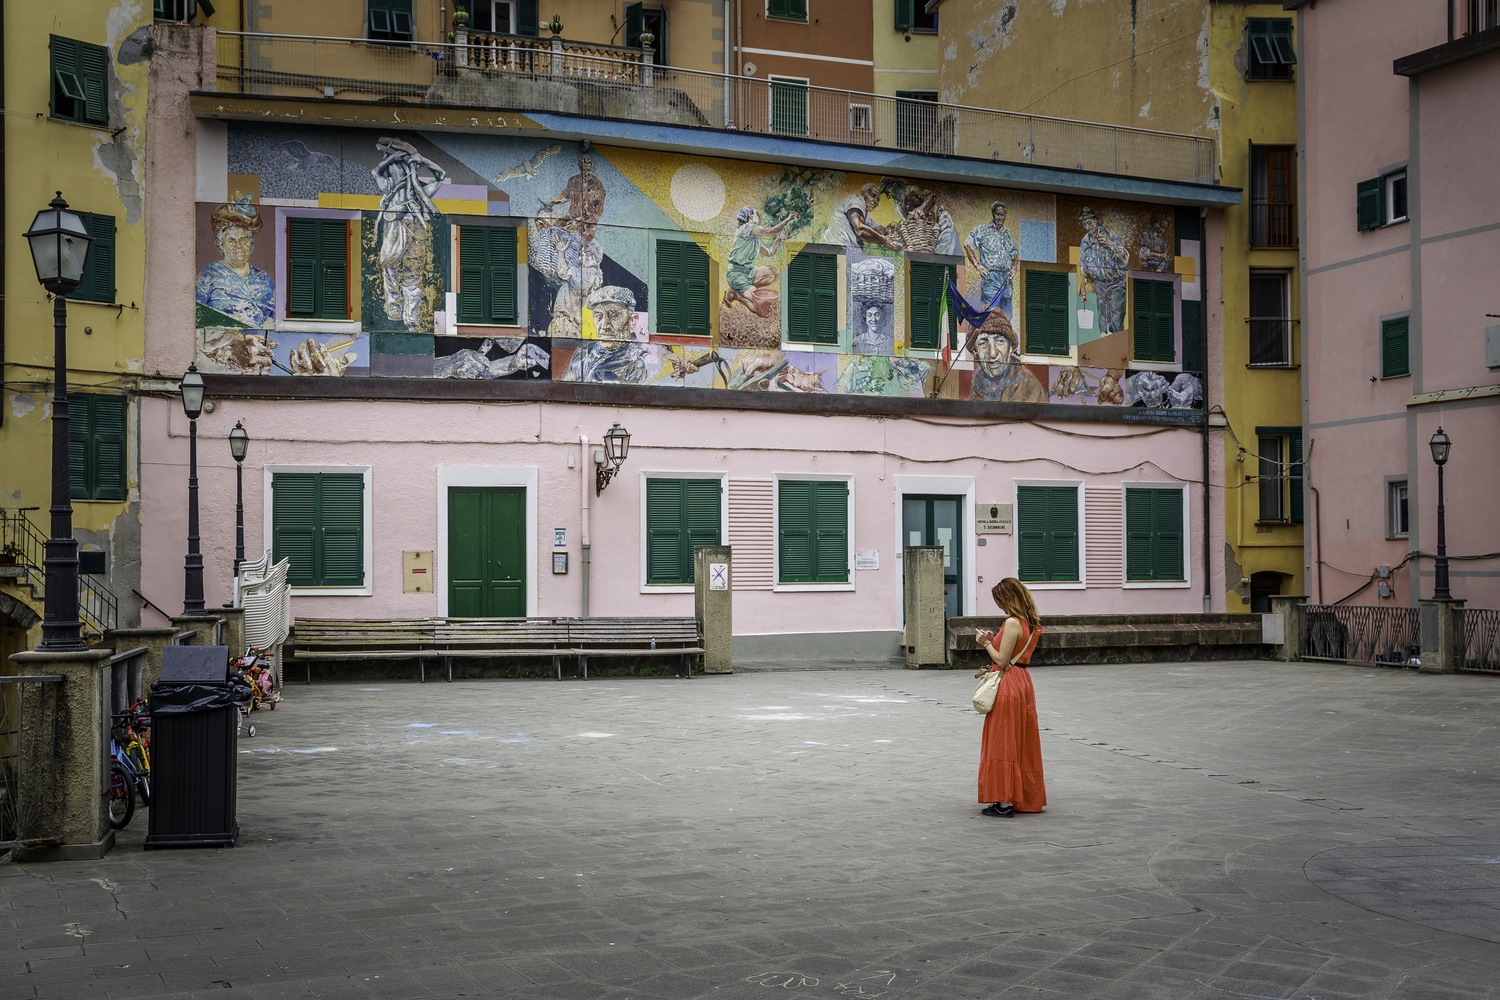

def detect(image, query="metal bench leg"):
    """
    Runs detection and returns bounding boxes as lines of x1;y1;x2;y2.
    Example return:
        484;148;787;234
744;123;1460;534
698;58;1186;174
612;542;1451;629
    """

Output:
446;656;452;683
420;660;425;684
553;655;561;681
580;654;588;681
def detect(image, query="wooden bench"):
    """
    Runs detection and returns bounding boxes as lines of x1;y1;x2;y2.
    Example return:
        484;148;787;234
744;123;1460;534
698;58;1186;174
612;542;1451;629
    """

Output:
563;616;704;679
435;618;573;680
288;618;439;683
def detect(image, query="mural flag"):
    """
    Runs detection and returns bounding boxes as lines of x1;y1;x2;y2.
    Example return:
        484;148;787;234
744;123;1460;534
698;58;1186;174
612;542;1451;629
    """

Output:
940;281;953;370
946;277;1005;331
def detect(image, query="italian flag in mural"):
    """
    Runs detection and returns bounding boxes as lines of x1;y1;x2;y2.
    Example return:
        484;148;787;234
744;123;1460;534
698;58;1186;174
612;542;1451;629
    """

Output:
939;281;953;369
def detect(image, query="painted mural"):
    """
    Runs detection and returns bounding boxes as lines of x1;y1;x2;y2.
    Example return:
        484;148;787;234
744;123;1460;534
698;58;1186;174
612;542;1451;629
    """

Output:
194;124;1202;413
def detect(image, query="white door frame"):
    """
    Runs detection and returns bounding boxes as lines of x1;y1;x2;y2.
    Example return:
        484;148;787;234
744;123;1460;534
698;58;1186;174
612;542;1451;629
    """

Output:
894;475;977;618
436;467;538;617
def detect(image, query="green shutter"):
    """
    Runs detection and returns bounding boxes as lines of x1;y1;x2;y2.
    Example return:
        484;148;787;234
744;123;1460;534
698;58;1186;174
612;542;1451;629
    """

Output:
1356;177;1384;231
770;78;808;136
1024;270;1069;356
273;475;319;586
787;251;812;342
1128;488;1183;581
625;3;644;45
517;0;539;35
289;219;348;320
1181;299;1204;373
812;253;839;344
646;479;686;584
1016;486;1049;581
273;473;364;587
778;481;814;583
457;226;515;325
75;213;117;304
317;474;365;587
1288;432;1304;525
684;242;711;335
909;261;936;349
1133;278;1175;362
52;36;107;125
656;240;682;333
369;0;413;39
1017;485;1079;582
288;219;318;317
769;0;807;19
78;38;108;124
490;227;517;323
318;219;349;319
457;226;486;323
68;394;93;501
812;481;849;583
895;0;915;30
1049;487;1079;582
684;479;723;581
91;395;128;501
1381;316;1409;377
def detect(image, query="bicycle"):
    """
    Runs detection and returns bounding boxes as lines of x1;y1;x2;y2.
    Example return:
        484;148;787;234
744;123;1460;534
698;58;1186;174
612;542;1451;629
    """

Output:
107;719;152;830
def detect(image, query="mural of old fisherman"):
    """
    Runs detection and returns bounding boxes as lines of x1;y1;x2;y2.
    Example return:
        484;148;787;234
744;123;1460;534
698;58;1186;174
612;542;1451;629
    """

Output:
1077;206;1129;336
372;138;446;331
963;201;1020;316
970;312;1046;403
196;201;275;328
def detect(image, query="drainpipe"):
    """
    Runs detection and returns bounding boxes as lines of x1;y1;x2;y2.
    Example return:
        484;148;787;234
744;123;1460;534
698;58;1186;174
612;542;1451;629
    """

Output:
0;0;7;431
1200;207;1212;614
580;433;591;617
723;0;734;127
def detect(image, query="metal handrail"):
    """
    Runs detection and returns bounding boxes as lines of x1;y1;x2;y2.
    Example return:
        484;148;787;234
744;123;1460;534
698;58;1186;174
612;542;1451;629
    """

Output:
1;508;118;635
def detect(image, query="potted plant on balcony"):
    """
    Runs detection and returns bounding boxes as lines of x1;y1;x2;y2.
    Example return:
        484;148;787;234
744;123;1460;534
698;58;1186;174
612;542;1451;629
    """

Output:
0;544;19;565
452;5;470;29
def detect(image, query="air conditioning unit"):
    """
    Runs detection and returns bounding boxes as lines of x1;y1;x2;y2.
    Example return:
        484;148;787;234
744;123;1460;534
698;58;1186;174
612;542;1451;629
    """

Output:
1486;324;1500;370
849;104;872;132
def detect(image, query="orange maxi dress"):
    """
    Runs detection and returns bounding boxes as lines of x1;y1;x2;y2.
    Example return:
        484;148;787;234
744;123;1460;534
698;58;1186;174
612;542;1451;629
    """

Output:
977;619;1047;812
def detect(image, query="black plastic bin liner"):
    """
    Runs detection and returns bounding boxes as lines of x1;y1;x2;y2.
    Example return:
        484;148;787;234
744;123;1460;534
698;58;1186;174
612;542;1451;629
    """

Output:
145;645;241;849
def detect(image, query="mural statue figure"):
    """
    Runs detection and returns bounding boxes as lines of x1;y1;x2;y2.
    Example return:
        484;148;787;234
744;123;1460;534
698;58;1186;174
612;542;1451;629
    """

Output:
287;337;360;376
200;330;278;375
434;338;550;379
533;215;604;339
1077;206;1129;336
196;201;275;328
881;177;959;255
1051;366;1091;400
835;355;930;396
970;312;1046;403
963;201;1020;316
1138;214;1173;272
587;285;637;341
372;137;447;330
723;206;793;317
1168;372;1203;408
664;349;826;392
538;154;606;240
561;340;651;383
821;183;900;250
1097;368;1126;405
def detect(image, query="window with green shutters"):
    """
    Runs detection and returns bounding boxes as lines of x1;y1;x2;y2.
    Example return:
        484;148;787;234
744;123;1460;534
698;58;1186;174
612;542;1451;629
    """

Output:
778;480;849;584
909;259;957;351
68;393;127;502
1023;269;1070;356
287;218;350;320
655;239;711;335
272;473;365;588
1125;488;1184;582
51;36;108;126
786;251;838;344
768;0;808;21
1356;177;1384;231
1246;18;1295;80
1016;485;1079;583
894;0;938;31
73;213;117;304
457;226;518;325
645;479;722;585
1381;316;1410;378
770;77;809;136
1131;278;1176;363
368;0;414;41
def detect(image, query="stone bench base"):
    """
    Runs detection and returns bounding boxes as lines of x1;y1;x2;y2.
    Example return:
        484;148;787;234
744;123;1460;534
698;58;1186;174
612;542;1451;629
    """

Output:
946;614;1269;668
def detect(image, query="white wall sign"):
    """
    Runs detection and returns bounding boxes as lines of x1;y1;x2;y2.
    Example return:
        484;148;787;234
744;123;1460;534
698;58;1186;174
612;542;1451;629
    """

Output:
976;503;1013;535
553;528;566;548
708;562;729;590
855;549;880;571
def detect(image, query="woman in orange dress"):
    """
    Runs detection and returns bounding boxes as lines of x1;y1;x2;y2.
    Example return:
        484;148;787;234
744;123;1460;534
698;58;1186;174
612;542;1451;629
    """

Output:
974;578;1046;817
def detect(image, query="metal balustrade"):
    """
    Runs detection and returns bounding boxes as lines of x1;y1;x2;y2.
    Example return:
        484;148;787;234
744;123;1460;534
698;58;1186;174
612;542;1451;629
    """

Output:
212;32;1218;186
1;508;118;637
1458;607;1500;674
1300;604;1422;667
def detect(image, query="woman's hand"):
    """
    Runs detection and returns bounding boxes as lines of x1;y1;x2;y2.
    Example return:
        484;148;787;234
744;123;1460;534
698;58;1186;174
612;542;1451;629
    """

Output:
974;628;995;647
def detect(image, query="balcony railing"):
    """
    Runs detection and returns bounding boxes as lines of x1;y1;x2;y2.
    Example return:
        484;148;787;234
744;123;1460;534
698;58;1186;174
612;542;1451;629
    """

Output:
1250;201;1296;247
211;31;1218;186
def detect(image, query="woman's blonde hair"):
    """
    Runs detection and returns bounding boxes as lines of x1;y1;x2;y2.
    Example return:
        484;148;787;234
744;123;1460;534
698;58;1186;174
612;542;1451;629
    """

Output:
991;577;1040;628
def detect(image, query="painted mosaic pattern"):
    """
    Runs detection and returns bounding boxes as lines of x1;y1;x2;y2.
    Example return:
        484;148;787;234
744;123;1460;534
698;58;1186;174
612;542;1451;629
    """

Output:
195;124;1202;411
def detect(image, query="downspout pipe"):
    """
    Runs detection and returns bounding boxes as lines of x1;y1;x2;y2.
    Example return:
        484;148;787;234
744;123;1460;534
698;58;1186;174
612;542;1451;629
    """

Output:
723;0;734;127
580;433;591;618
1200;206;1212;614
1;0;7;431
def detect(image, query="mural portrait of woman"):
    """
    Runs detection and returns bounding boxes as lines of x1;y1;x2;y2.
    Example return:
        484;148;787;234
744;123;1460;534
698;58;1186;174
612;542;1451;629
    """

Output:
196;201;275;328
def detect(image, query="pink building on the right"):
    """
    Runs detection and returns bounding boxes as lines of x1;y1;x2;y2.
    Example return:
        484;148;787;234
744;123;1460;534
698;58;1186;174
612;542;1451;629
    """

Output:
1293;0;1500;609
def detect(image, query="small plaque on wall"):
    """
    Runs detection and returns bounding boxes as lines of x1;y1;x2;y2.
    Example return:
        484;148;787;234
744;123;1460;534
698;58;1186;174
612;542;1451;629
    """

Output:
402;550;433;593
552;552;569;575
854;550;880;571
976;503;1013;535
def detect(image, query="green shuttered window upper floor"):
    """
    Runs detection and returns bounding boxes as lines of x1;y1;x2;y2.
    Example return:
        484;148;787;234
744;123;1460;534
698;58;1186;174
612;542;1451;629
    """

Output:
1023;269;1070;356
1016;485;1079;583
786;251;838;344
778;480;849;584
1132;278;1176;363
909;260;957;351
368;0;414;40
1125;488;1184;582
646;479;723;585
68;393;127;502
656;240;711;336
287;218;349;320
74;212;117;305
458;225;518;325
51;35;108;126
1381;316;1409;378
272;473;365;588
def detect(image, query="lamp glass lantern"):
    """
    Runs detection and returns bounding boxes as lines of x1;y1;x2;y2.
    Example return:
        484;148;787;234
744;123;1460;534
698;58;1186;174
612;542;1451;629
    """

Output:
1429;427;1451;466
229;420;249;462
603;422;630;468
179;364;206;419
23;193;92;294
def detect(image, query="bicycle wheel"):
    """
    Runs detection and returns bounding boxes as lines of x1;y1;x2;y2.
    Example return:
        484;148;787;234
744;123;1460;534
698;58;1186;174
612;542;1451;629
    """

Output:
107;763;136;830
127;744;152;806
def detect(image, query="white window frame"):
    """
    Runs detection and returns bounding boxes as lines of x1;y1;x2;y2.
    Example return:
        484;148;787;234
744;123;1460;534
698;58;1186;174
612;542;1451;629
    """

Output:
638;471;729;594
1387;478;1410;540
1257;436;1287;524
1385;169;1409;225
848;103;872;132
474;0;515;33
772;472;856;593
435;466;538;618
1121;482;1192;590
1247;269;1293;368
1013;479;1086;591
262;464;374;597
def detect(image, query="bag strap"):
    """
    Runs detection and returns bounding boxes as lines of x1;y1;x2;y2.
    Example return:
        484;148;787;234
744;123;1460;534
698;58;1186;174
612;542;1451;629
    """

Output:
1008;622;1041;666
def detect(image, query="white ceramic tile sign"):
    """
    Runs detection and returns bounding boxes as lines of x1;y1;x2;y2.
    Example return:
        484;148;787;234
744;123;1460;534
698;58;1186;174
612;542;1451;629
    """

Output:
708;563;729;590
855;549;880;571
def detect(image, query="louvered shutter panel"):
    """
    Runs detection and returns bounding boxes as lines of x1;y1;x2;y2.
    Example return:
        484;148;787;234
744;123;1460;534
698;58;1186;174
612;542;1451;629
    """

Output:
625;3;644;46
79;39;108;125
51;36;79;120
76;213;116;304
684;242;711;335
787;252;812;341
895;0;914;30
944;264;959;348
1016;486;1048;581
273;475;319;586
490;227;518;323
1155;489;1184;580
1356;178;1384;231
68;394;93;500
812;481;849;583
1045;271;1070;355
1288;432;1304;525
92;395;128;501
458;226;486;323
646;479;686;584
1048;487;1080;581
319;220;349;319
778;481;814;583
1125;489;1155;581
318;474;365;587
684;479;724;582
910;262;936;349
517;0;539;35
656;241;681;333
1181;300;1204;373
288;219;318;317
1023;270;1049;355
813;254;838;344
1381;317;1409;377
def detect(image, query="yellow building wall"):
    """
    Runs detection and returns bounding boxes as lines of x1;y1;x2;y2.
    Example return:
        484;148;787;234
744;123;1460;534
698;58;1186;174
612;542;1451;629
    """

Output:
872;0;942;99
1;2;159;638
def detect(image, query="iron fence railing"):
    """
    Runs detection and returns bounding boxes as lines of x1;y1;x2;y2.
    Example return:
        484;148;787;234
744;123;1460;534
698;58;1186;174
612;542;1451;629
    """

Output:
1457;607;1500;675
0;674;62;851
1;508;118;636
1300;604;1422;667
211;31;1218;186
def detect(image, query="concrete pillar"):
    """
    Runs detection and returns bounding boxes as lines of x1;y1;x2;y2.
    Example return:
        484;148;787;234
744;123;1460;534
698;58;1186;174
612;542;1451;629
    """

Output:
217;606;246;658
455;27;470;69
903;546;945;668
1418;599;1465;674
693;545;732;674
1267;595;1308;662
107;626;179;694
7;648;115;861
172;614;219;649
549;34;563;77
641;46;654;88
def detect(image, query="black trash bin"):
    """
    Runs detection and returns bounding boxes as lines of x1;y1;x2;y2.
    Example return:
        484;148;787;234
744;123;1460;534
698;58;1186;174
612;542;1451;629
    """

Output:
144;646;246;849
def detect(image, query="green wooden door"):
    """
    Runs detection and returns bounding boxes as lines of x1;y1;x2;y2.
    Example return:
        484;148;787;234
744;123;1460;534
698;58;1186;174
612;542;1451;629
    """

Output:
448;487;526;617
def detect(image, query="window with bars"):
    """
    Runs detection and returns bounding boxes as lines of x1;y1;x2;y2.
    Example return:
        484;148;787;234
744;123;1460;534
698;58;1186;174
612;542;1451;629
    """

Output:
1256;429;1303;524
287;218;350;320
51;36;108;126
1469;0;1499;33
368;0;415;42
655;239;711;335
645;478;722;585
786;251;839;344
272;472;366;588
777;480;849;584
908;259;957;351
1250;144;1296;248
1246;18;1295;80
1023;269;1070;356
769;76;809;136
895;90;942;152
1248;271;1291;367
1131;278;1176;363
1380;316;1410;378
68;393;128;502
73;212;117;305
457;225;518;325
1125;488;1184;582
1016;485;1079;583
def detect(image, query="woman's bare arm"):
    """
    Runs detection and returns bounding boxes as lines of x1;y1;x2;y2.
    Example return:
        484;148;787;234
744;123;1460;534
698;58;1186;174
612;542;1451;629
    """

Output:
984;618;1023;668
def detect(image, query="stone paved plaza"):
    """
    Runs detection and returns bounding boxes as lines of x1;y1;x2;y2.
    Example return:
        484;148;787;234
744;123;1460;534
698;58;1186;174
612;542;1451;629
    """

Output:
4;659;1500;1000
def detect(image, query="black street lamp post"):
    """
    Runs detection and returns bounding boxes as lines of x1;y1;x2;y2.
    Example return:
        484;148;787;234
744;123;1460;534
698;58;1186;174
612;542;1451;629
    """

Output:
22;193;93;651
229;421;249;577
1429;426;1452;602
180;365;208;616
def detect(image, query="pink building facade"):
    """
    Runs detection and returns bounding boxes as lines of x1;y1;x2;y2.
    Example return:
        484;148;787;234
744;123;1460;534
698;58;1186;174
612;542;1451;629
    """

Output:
137;27;1234;657
1294;0;1500;610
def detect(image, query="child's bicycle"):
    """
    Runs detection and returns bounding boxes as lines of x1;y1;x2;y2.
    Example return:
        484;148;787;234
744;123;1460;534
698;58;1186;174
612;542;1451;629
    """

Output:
107;711;152;829
230;648;276;737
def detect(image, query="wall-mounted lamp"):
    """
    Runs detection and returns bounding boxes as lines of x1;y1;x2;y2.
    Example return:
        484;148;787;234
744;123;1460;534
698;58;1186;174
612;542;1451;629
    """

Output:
594;422;631;496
